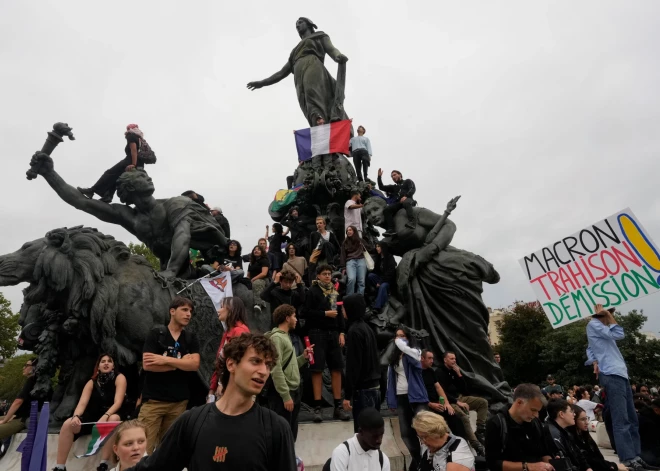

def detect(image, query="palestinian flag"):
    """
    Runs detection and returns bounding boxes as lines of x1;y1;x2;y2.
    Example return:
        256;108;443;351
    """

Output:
76;422;121;458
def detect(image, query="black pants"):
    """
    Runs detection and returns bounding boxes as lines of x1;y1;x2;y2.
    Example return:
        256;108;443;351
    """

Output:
352;388;381;433
397;395;427;470
91;157;143;198
266;386;302;441
384;199;415;230
352;148;370;182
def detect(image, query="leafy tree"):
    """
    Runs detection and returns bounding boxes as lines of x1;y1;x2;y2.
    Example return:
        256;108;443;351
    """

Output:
128;242;160;271
496;302;660;388
0;292;20;360
0;354;35;400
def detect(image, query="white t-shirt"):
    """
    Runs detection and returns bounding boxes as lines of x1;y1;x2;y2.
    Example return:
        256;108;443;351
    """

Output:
420;435;475;471
395;359;409;395
330;435;391;471
344;199;363;233
576;399;599;421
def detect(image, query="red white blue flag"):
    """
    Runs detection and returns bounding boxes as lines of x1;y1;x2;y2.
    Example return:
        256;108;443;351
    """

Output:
293;120;351;162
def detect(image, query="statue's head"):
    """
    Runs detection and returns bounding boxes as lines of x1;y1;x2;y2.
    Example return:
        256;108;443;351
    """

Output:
364;197;387;228
296;17;317;37
117;169;155;205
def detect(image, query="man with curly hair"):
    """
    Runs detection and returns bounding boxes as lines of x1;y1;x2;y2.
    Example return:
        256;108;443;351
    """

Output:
127;333;296;471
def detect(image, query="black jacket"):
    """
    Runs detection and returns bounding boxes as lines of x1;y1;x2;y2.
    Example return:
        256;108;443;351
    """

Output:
281;215;308;247
377;176;416;201
343;294;381;401
485;410;550;471
568;428;618;471
309;231;340;266
434;365;467;403
300;283;344;333
544;420;590;471
373;251;397;285
638;405;660;459
260;281;306;314
213;213;231;238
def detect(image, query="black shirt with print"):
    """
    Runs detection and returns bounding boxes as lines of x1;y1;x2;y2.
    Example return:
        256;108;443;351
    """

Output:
141;327;200;403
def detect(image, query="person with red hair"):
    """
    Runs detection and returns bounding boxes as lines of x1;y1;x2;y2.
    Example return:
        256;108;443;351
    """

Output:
77;124;148;203
53;353;127;471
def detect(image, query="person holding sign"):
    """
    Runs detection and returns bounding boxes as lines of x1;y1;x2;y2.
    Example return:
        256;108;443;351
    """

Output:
585;304;654;471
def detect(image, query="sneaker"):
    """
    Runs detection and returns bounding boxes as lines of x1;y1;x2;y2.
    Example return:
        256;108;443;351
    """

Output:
312;407;323;423
623;461;644;471
475;426;486;446
97;463;109;471
99;195;113;204
77;187;94;198
636;458;660;470
333;407;350;421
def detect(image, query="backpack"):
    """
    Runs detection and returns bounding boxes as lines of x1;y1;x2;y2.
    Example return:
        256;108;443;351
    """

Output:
259;331;294;399
495;412;544;454
322;441;384;471
138;137;157;164
187;403;278;469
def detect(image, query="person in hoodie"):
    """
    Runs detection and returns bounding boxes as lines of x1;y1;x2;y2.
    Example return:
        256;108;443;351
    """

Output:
261;271;306;319
543;399;593;471
638;398;660;466
387;326;429;471
367;242;397;311
342;294;382;432
266;304;314;441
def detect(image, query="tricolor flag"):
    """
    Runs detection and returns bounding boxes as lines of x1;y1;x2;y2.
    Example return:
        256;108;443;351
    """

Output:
294;120;351;162
76;422;121;458
200;271;233;310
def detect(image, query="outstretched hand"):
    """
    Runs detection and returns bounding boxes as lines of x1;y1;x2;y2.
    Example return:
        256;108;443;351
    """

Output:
247;81;263;90
377;168;383;177
29;152;54;177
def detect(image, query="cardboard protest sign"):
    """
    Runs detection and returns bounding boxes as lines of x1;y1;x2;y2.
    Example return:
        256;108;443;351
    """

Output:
519;208;660;328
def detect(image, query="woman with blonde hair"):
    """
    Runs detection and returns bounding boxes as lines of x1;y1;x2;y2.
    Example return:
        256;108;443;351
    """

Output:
109;419;148;471
412;411;475;471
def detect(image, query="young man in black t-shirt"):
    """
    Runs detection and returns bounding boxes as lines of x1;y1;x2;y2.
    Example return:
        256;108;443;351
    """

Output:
127;333;297;471
138;296;200;453
0;358;46;439
486;383;552;471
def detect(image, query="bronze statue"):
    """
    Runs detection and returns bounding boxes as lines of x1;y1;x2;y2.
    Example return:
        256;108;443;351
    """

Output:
28;152;227;279
247;17;350;126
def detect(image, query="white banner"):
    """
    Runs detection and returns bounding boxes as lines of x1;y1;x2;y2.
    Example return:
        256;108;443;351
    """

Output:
199;272;233;310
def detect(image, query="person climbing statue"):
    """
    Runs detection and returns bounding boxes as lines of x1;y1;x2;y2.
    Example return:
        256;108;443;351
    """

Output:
377;168;417;236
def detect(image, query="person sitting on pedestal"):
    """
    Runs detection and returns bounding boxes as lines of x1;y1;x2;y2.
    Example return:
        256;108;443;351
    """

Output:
248;245;271;314
377;168;417;236
310;216;340;267
54;354;127;471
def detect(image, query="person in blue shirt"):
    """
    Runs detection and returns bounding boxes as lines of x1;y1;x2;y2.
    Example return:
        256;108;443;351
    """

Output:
349;125;373;182
585;304;657;471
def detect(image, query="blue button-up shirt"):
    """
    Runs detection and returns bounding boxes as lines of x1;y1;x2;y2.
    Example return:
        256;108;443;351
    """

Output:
585;319;628;379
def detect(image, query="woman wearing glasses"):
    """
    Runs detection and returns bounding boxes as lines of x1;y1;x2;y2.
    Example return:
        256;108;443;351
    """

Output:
569;405;627;471
53;353;127;471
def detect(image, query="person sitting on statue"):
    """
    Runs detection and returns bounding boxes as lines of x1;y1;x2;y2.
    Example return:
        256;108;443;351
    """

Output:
367;242;397;312
248;245;271;314
300;264;349;423
349;125;373;182
310;216;340;267
211;206;230;238
54;353;127;471
181;190;208;211
77;124;147;203
377;168;417;235
281;243;309;286
267;223;290;274
340;226;369;296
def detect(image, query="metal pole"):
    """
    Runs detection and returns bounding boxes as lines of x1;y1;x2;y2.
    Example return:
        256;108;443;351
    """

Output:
176;269;220;295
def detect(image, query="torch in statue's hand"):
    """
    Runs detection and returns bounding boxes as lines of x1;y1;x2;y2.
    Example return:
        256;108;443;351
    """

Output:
28;152;54;179
26;122;74;180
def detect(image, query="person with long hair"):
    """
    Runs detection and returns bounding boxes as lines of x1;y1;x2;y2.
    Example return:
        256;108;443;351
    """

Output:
78;124;150;203
387;326;429;470
266;223;290;274
208;297;250;399
309;216;340;267
281;243;308;284
248;245;270;313
54;354;127;471
367;242;397;311
109;420;148;471
340;225;368;296
569;405;627;471
226;240;243;270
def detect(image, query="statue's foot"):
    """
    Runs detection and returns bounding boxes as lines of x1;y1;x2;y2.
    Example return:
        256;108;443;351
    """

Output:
77;187;94;199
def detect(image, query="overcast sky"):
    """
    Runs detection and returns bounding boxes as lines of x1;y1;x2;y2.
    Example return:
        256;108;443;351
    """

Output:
1;1;660;333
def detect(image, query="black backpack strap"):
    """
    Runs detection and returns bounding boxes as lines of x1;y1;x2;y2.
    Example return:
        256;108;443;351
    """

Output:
282;350;295;371
343;440;350;455
261;405;280;471
189;404;212;452
497;413;508;454
379;449;384;469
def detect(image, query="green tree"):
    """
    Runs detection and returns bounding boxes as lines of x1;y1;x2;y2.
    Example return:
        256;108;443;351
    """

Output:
128;242;160;270
0;354;35;400
0;292;20;360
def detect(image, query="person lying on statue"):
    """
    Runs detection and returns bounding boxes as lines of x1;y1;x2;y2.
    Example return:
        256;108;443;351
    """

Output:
28;152;227;279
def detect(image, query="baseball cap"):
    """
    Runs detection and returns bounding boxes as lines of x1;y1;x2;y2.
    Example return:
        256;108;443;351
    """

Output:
546;374;555;380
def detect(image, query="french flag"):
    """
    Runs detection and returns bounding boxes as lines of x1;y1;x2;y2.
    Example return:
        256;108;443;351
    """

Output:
294;120;351;162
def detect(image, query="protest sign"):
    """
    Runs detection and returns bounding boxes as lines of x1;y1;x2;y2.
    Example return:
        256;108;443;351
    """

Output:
519;208;660;328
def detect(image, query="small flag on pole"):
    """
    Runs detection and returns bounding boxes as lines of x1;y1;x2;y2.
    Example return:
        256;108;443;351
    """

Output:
199;272;233;310
76;422;121;458
293;120;351;162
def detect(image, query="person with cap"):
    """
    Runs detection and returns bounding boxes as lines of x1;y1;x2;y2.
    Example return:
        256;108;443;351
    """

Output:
586;304;656;471
78;124;151;203
211;207;230;237
542;375;563;398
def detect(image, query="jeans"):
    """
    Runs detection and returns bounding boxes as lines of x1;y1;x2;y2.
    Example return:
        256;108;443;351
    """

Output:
352;148;370;182
397;394;428;471
367;273;389;309
352;389;381;433
346;258;367;295
599;373;640;462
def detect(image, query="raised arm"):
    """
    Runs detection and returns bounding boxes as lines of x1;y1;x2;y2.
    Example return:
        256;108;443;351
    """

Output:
247;62;293;90
28;153;134;229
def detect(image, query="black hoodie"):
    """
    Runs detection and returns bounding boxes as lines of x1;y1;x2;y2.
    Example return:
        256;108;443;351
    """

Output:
343;294;381;401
